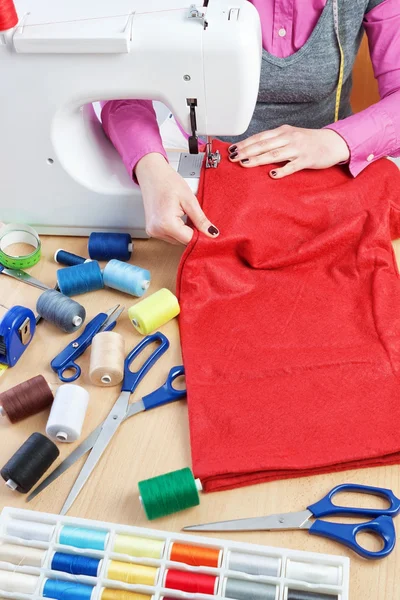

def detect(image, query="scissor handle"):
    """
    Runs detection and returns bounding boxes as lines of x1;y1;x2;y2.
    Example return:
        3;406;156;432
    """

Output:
309;515;396;560
121;332;170;392
142;365;186;410
57;362;81;383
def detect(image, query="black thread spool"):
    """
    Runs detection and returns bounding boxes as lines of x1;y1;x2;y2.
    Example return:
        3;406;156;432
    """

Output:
1;432;59;493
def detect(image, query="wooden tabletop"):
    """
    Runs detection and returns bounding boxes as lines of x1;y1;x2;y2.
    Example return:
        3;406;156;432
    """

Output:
1;235;400;600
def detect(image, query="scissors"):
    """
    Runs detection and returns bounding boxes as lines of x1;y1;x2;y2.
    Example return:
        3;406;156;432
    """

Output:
184;483;400;560
51;305;124;382
29;332;186;514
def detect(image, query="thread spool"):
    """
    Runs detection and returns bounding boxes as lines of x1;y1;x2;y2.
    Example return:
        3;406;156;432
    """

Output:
287;591;338;600
0;569;38;594
103;260;150;297
37;289;86;333
6;519;55;542
164;569;218;595
113;534;164;559
0;432;59;493
89;332;125;387
129;289;180;336
107;560;158;585
286;561;341;586
0;542;46;567
223;578;277;600
57;261;104;296
138;468;202;520
88;232;133;261
169;542;222;568
51;552;102;577
58;526;109;551
0;375;53;423
55;249;91;267
101;591;152;600
0;0;18;35
228;552;280;577
42;579;95;600
46;384;89;442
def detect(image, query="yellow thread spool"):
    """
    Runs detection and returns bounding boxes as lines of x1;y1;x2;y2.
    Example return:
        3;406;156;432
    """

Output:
107;560;158;585
89;332;125;386
101;589;152;600
114;534;165;559
128;289;180;335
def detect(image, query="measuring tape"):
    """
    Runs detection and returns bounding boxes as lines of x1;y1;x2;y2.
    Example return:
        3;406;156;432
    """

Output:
0;223;41;269
332;0;344;123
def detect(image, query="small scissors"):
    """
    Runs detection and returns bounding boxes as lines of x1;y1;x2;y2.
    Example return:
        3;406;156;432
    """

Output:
51;305;124;382
28;332;186;513
184;483;400;560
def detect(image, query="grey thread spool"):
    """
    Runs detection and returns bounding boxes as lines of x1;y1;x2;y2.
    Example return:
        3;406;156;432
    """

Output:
287;591;338;600
228;551;280;577
36;289;86;333
223;578;277;600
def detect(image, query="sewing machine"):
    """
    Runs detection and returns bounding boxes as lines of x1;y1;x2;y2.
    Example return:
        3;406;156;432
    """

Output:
0;0;262;236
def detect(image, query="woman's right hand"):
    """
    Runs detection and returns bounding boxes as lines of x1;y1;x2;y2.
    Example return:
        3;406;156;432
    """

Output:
135;153;219;245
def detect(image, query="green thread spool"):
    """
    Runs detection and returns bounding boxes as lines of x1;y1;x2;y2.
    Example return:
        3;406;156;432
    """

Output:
138;468;202;520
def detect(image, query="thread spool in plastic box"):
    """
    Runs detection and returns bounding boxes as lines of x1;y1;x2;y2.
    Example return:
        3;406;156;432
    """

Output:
6;519;55;542
228;551;280;577
0;542;46;567
0;569;39;593
46;384;89;442
285;560;342;586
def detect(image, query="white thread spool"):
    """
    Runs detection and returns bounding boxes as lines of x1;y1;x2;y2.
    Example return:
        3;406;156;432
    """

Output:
0;543;46;567
46;384;89;442
0;569;39;593
228;551;280;577
285;560;342;586
6;519;55;542
89;332;125;387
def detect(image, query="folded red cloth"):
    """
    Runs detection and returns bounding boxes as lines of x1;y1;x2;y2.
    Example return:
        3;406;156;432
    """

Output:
177;141;400;493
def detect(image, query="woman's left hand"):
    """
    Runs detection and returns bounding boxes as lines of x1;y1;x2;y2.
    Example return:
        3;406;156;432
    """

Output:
228;126;350;178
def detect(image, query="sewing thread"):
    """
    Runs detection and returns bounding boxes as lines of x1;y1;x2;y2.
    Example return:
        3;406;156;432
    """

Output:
169;542;222;568
46;384;89;442
6;519;55;542
138;468;202;520
113;534;164;559
55;249;89;266
286;560;341;586
129;289;180;336
287;590;339;600
103;260;150;297
228;551;280;577
58;526;109;551
0;542;46;567
0;569;38;593
88;232;133;262
0;0;18;33
0;375;53;423
223;578;277;600
51;552;102;577
101;590;152;600
107;560;158;585
0;432;59;493
42;579;95;600
89;332;125;386
57;261;104;296
37;289;86;333
164;569;218;595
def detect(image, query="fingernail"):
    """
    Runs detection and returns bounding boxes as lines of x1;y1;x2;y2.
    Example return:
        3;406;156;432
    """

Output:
229;152;238;159
270;170;277;177
241;159;249;164
229;145;237;153
208;225;219;236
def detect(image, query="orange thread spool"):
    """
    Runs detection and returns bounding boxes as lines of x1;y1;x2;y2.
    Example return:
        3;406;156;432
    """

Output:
169;542;222;568
0;0;18;31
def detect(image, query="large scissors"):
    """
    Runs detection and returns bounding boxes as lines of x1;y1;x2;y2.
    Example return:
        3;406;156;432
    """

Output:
184;483;400;559
28;332;186;514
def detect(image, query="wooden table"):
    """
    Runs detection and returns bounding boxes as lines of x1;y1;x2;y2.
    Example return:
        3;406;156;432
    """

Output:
1;235;400;600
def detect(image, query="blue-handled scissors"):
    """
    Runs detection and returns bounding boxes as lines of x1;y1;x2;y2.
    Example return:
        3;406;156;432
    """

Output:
28;332;186;513
184;484;400;560
51;304;124;382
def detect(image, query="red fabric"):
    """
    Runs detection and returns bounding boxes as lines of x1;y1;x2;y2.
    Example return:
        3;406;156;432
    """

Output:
177;140;400;493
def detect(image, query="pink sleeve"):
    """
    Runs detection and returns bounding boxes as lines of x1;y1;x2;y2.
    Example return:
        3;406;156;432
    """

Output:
101;100;168;179
324;0;400;176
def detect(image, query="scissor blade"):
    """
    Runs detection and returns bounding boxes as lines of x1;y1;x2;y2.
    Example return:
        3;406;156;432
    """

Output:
60;391;130;515
0;266;50;291
183;510;313;532
99;305;124;331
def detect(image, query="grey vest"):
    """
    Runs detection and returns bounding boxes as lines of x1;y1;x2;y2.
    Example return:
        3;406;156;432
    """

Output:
221;0;384;143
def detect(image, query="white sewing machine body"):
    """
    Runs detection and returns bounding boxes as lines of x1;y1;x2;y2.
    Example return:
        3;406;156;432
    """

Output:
0;0;262;236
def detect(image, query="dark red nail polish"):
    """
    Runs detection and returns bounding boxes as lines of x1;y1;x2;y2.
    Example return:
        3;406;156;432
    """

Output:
229;145;237;153
230;152;238;159
208;225;219;236
241;159;249;163
270;170;277;176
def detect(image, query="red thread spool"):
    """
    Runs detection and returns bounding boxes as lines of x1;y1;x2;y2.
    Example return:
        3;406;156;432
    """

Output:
0;0;18;31
169;542;222;568
0;375;54;423
164;569;218;595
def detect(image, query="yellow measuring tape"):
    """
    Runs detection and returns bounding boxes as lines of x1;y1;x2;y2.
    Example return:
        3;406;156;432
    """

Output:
333;0;344;123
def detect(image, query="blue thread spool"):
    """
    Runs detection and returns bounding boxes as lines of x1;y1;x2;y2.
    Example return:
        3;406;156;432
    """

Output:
57;262;104;297
55;249;91;267
103;260;150;297
58;526;109;550
88;233;133;262
42;579;94;600
51;552;102;577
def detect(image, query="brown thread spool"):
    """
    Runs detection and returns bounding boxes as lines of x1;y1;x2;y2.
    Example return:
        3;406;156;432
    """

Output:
0;375;53;423
89;332;125;386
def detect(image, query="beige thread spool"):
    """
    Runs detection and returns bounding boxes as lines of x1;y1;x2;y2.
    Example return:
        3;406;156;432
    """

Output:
89;332;125;386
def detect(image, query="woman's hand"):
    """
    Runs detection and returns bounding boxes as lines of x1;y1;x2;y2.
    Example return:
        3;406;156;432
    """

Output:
135;153;219;245
228;126;350;178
